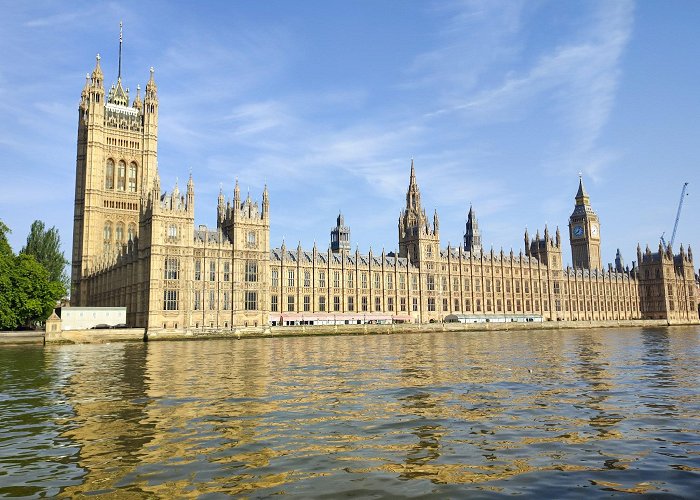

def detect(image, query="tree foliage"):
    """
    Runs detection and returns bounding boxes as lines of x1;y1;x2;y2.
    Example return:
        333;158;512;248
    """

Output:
0;220;65;330
21;220;69;289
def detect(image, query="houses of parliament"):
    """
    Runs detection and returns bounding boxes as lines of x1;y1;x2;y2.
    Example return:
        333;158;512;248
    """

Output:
71;52;699;331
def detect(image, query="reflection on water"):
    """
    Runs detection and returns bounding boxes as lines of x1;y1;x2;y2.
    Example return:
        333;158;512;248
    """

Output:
1;327;699;498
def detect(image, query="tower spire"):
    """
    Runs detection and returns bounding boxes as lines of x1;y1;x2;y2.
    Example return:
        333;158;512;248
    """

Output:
118;21;123;81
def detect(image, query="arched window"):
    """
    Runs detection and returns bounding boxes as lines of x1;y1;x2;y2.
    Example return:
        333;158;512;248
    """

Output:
105;159;115;189
117;160;126;191
129;162;138;192
115;223;124;243
127;224;136;241
103;222;112;245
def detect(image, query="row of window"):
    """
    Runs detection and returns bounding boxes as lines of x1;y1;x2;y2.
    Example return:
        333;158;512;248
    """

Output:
192;291;258;311
105;159;138;192
103;221;136;244
191;261;256;282
269;268;637;298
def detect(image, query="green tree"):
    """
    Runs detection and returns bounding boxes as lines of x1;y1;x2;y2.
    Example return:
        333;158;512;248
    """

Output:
0;221;17;329
0;220;65;330
21;220;69;291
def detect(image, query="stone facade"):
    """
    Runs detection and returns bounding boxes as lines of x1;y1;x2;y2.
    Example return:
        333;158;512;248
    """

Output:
71;55;699;331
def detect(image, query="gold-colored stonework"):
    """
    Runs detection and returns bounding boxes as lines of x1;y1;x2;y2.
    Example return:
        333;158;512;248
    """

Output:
71;54;698;331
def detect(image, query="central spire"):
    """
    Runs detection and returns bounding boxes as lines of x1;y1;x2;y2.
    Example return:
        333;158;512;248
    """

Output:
118;21;123;81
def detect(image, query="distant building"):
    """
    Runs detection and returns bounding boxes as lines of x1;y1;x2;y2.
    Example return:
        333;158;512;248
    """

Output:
70;49;698;330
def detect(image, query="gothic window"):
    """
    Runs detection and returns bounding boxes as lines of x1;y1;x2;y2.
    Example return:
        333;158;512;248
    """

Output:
476;299;482;312
453;278;459;292
319;271;326;288
347;271;354;288
426;245;433;258
387;274;393;290
334;296;341;311
412;275;418;291
454;299;460;311
304;271;311;288
247;231;256;247
428;298;436;311
194;260;201;280
400;275;405;290
209;290;215;310
271;269;278;287
505;281;511;293
223;291;230;310
334;271;340;288
348;296;354;311
245;291;257;311
388;297;394;312
127;224;136;242
105;159;115;190
223;262;230;282
103;221;113;242
442;298;448;312
303;295;311;312
464;279;470;292
210;261;216;281
287;295;295;311
361;296;368;312
485;280;491;293
245;261;258;282
288;270;294;287
401;297;407;312
375;297;381;311
271;295;278;312
361;273;368;289
495;280;501;292
115;223;124;243
486;299;492;312
442;277;448;292
168;225;177;239
497;299;502;311
117;160;126;191
427;275;435;291
164;258;179;280
319;296;326;312
194;291;201;310
128;162;137;192
374;273;381;289
163;290;178;310
412;298;418;311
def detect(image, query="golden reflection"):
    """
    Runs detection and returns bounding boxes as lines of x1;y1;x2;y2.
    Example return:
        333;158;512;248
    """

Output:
52;328;700;497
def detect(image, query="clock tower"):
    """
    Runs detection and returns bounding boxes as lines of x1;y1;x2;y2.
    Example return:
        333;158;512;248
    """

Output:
568;175;602;270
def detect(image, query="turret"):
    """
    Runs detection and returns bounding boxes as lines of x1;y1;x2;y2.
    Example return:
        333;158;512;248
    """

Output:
186;173;194;212
234;177;241;206
262;184;269;217
615;248;625;272
464;205;482;255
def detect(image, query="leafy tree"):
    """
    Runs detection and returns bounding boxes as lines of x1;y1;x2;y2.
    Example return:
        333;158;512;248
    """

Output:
0;220;65;330
21;220;69;291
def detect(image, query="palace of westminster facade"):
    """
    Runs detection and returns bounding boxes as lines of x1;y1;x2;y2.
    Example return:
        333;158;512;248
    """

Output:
71;54;699;330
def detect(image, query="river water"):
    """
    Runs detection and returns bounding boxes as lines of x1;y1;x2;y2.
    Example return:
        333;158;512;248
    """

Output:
1;327;699;498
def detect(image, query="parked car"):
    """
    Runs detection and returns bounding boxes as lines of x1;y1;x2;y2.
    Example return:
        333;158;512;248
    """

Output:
93;324;110;329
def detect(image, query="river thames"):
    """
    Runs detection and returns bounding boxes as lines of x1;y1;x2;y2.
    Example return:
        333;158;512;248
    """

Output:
1;327;699;498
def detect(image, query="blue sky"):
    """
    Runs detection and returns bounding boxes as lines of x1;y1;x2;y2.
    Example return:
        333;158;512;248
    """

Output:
1;1;698;270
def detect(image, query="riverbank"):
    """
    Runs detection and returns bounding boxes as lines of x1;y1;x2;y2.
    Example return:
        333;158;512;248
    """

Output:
33;318;699;344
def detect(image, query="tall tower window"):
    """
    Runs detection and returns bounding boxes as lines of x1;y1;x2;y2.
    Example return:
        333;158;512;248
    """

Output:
117;160;126;191
245;261;258;282
127;224;136;241
103;222;112;242
115;223;124;243
105;159;115;189
129;162;138;192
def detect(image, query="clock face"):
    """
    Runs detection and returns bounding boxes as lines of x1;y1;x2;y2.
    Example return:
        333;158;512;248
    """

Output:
573;225;584;237
591;224;598;236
